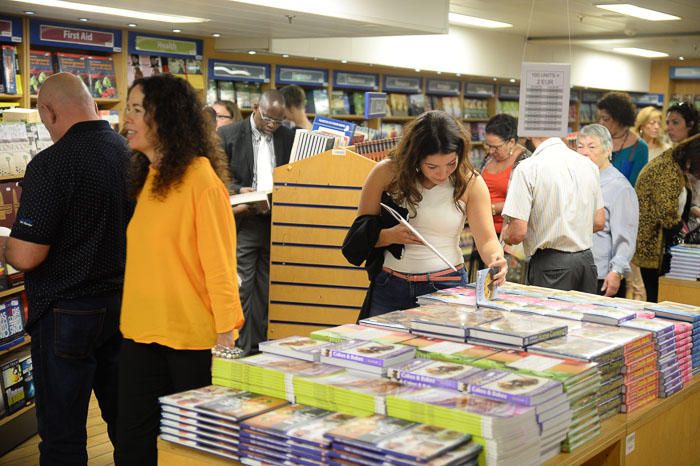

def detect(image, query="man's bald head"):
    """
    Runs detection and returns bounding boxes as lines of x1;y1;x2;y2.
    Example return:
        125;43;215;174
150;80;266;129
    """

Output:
37;72;99;142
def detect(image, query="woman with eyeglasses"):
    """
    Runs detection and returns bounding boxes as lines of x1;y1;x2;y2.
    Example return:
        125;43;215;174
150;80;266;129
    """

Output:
666;101;699;144
342;111;507;318
212;99;243;129
597;92;649;187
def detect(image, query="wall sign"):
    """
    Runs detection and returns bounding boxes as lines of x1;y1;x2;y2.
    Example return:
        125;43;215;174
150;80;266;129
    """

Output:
208;60;270;83
518;62;571;138
498;84;520;100
364;92;387;119
426;78;460;96
464;82;495;97
30;20;121;52
383;75;422;93
128;32;202;59
670;66;700;80
333;71;378;91
276;66;327;87
581;90;603;103
0;16;22;44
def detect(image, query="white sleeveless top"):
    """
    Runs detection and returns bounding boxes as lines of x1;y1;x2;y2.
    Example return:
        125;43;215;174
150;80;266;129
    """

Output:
383;181;466;273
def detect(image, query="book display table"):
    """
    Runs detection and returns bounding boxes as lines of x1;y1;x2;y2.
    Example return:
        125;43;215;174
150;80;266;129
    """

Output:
158;375;700;466
658;277;700;306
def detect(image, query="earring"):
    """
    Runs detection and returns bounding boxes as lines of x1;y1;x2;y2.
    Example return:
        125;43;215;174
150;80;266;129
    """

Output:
508;148;513;156
416;167;420;172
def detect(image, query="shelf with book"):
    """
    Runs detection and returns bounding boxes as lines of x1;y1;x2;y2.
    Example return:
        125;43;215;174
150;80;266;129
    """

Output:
0;402;34;429
329;70;379;120
0;94;23;101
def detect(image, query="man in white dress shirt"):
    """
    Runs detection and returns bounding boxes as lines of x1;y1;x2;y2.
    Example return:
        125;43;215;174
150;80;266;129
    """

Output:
501;136;605;293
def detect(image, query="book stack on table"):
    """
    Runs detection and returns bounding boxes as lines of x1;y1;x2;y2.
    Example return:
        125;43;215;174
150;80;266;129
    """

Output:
319;339;416;376
158;385;288;463
645;301;700;377
466;313;569;351
408;306;504;342
310;324;415;344
655;318;694;386
621;318;682;398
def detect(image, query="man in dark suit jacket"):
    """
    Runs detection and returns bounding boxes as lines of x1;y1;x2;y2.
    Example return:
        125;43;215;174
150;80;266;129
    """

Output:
218;89;294;355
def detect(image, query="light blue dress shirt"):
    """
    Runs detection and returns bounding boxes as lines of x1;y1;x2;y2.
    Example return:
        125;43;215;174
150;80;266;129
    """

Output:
592;165;639;278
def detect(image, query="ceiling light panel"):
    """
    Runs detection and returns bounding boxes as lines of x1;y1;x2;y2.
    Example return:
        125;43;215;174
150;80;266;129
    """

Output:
596;4;680;21
448;13;512;29
613;47;669;58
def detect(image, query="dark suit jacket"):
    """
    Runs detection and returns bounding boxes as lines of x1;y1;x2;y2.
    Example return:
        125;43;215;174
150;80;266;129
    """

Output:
218;117;294;194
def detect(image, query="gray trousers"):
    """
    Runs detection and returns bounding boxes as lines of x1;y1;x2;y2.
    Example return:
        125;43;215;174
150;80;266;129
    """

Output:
235;214;271;355
527;248;598;294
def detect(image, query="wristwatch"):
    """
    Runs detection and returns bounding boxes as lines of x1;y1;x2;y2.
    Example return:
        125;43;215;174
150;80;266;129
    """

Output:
613;270;624;280
491;204;497;216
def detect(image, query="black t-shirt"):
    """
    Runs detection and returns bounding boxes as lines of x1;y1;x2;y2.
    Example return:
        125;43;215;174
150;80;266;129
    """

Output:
10;120;132;329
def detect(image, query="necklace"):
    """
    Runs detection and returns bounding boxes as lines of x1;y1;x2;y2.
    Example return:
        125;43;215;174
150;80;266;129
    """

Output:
613;130;629;153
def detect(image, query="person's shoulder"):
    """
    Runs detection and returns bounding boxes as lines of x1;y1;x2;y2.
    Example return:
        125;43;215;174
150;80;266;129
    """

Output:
218;119;248;139
274;124;295;140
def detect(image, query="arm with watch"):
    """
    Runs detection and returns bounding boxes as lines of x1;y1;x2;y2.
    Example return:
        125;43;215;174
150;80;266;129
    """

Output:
602;182;639;297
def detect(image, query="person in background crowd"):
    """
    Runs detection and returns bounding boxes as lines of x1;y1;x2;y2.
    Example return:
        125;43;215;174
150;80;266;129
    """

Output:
218;90;294;356
502;134;605;294
577;124;639;298
666;101;700;145
202;105;217;127
117;74;244;465
342;110;507;318
4;72;131;466
597;92;649;187
280;84;312;130
635;106;671;162
633;134;700;303
213;99;243;129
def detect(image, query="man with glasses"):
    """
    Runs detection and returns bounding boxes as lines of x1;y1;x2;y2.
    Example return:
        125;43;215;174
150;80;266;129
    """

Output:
219;90;294;356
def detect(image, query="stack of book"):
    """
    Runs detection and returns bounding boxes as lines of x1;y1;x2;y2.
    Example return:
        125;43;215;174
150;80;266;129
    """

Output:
467;313;569;350
319;339;416;375
212;353;344;401
656;318;694;386
409;306;504;342
401;337;502;369
324;415;481;466
358;306;436;333
385;388;540;466
646;301;700;376
285;411;358;465
621;318;682;398
666;244;700;280
310;324;414;344
388;358;484;391
158;385;289;462
259;335;336;362
289;129;336;163
416;287;477;306
239;404;335;464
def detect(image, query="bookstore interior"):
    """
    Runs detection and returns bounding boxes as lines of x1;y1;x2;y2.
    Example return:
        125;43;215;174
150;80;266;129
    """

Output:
1;1;700;465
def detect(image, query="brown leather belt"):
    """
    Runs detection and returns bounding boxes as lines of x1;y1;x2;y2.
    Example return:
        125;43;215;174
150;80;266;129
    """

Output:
382;264;465;282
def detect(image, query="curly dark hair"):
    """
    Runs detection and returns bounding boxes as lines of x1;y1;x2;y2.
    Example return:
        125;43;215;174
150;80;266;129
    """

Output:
668;102;700;137
673;133;700;176
485;113;518;142
597;92;637;128
128;74;229;200
387;110;477;215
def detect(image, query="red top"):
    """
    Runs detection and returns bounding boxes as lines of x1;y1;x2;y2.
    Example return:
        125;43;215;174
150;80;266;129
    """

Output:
481;164;513;234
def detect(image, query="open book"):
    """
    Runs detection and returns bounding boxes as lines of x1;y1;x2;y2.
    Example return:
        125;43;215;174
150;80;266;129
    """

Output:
380;202;458;272
229;190;271;211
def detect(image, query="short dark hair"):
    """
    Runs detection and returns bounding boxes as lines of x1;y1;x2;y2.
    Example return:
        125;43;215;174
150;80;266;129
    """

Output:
668;102;700;137
597;92;637;128
673;134;700;176
214;99;243;122
485;113;518;142
279;85;306;109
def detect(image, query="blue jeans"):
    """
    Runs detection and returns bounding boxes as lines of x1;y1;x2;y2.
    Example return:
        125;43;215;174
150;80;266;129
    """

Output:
368;267;468;317
29;293;122;466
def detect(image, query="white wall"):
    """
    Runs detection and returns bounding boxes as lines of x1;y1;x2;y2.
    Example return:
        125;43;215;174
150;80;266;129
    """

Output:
270;26;651;92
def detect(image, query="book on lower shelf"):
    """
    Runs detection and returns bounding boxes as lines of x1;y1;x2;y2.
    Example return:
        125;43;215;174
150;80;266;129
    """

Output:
229;190;271;210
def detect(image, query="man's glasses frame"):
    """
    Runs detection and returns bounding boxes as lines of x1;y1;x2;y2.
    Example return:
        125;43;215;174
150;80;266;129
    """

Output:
258;108;284;125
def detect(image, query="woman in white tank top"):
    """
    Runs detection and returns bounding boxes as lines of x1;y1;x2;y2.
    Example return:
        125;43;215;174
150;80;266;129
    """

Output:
349;110;507;317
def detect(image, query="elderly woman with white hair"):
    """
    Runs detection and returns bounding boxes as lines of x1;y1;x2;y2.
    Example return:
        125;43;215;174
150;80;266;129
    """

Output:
577;124;639;297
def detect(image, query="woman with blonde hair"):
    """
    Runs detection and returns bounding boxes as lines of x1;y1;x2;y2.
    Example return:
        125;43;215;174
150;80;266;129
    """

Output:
635;106;670;162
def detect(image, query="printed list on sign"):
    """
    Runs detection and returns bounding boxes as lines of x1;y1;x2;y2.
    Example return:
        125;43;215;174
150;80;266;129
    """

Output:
517;63;571;138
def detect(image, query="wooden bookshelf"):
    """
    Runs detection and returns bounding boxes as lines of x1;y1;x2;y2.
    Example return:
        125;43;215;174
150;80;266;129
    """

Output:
0;335;29;358
0;94;23;101
0;175;23;182
0;403;34;428
0;285;24;299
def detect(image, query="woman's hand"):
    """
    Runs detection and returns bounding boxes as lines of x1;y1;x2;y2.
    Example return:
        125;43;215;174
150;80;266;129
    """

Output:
216;330;237;349
487;255;508;286
376;224;424;247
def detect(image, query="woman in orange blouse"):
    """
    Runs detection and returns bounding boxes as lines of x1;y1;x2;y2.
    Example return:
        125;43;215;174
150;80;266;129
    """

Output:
116;74;244;466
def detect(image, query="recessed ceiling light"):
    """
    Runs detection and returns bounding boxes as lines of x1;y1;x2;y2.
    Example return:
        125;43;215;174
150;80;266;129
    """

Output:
24;10;34;14
448;13;512;29
456;73;461;77
595;4;680;21
493;77;497;81
679;56;685;61
437;71;442;75
282;54;289;58
415;68;421;72
127;23;137;27
212;33;221;38
172;29;182;33
11;0;209;23
613;47;669;58
248;50;256;55
509;78;516;83
79;17;88;21
340;59;348;64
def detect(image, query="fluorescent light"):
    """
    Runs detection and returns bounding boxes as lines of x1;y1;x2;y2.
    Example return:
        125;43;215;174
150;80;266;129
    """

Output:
596;4;680;21
24;10;35;14
11;0;209;23
248;50;256;55
172;29;181;33
456;73;461;77
613;47;669;58
127;23;137;27
448;12;512;29
212;33;221;38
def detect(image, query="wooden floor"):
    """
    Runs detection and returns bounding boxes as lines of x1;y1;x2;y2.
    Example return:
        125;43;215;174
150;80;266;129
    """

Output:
0;394;114;466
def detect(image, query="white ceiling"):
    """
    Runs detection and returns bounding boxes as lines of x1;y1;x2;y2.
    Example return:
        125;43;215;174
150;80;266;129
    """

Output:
1;0;699;58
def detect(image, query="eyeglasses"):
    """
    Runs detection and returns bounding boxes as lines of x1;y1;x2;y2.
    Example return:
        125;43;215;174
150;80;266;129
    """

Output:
484;140;507;152
216;114;233;120
259;109;284;125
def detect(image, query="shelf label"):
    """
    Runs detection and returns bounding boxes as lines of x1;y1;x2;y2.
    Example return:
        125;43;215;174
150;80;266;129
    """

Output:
133;35;199;58
333;71;378;90
670;66;700;80
625;432;636;455
499;84;520;99
30;20;121;52
364;92;387;119
518;62;570;137
383;75;422;93
0;16;23;44
276;66;327;87
465;82;495;97
209;60;270;83
426;78;460;96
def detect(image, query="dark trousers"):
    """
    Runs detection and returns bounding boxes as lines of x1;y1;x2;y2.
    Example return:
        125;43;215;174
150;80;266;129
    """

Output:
236;214;271;355
597;278;627;298
115;339;211;466
29;293;122;466
527;249;598;294
640;267;660;303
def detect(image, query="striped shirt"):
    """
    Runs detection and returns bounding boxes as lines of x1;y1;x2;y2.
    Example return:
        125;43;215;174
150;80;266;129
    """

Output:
502;138;604;257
